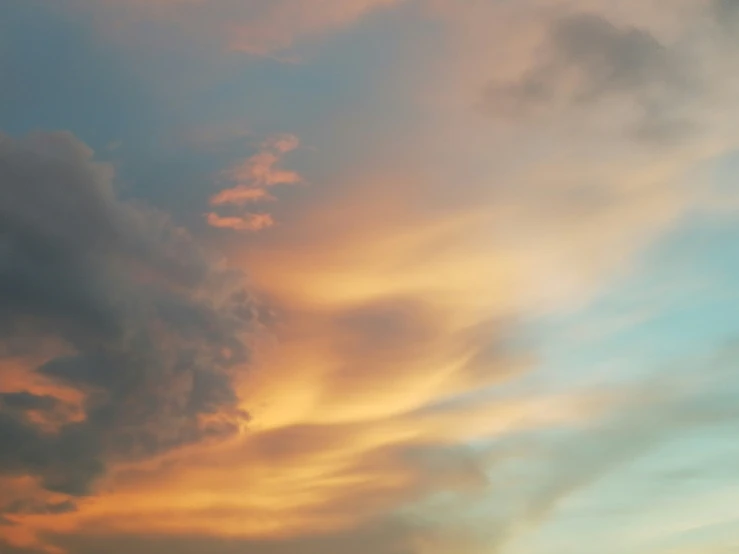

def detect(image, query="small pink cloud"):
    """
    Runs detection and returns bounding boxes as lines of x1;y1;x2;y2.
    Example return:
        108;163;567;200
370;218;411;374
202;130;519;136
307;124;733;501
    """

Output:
266;133;300;153
220;134;301;189
223;151;301;188
210;186;275;206
206;133;301;231
224;0;407;55
66;0;410;59
206;212;275;231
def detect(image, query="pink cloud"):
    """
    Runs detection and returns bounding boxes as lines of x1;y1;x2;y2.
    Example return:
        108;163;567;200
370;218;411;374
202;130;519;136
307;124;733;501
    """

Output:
223;151;301;188
206;133;301;231
220;134;301;189
224;0;408;54
266;133;301;153
205;212;275;231
210;186;275;206
78;0;408;56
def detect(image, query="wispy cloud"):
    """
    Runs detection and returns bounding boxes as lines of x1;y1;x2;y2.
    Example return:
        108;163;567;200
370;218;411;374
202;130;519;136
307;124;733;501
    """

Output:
70;0;409;56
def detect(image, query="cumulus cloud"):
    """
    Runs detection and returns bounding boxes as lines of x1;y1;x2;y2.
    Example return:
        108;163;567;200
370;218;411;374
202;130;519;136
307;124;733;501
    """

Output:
0;131;257;502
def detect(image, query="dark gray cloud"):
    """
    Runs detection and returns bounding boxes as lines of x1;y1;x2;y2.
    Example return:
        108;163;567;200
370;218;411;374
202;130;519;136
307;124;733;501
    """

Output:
0;392;63;413
2;499;77;516
0;131;258;497
713;0;739;25
0;540;45;554
713;0;739;41
483;13;696;142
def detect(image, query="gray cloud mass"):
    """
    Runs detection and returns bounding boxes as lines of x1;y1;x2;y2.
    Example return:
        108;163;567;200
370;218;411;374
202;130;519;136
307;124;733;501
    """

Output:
484;12;697;142
0;131;258;498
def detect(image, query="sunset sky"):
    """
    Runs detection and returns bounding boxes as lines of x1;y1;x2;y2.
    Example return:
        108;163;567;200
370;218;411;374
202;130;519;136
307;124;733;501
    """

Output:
2;1;739;553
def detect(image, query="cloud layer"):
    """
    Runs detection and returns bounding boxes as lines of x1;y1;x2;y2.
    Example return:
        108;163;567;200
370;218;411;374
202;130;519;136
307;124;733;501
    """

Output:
4;0;739;553
0;131;257;529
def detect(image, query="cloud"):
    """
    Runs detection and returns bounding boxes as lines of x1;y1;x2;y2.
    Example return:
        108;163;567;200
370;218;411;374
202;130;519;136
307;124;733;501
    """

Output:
206;212;275;231
46;520;416;554
210;188;274;206
224;0;406;54
483;12;697;141
0;130;257;509
0;165;593;553
713;0;739;27
7;2;739;554
427;350;739;554
206;133;300;232
3;500;77;517
217;134;301;190
70;0;407;56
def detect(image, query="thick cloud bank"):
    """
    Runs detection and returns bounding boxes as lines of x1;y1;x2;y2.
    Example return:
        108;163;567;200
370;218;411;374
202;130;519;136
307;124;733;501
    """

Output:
0;131;256;498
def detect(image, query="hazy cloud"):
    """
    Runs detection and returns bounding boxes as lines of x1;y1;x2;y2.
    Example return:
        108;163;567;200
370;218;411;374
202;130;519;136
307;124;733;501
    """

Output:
713;0;739;26
66;0;407;56
483;12;696;141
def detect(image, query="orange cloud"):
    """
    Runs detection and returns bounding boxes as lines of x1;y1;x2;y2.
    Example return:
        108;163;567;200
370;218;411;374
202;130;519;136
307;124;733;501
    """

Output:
0;351;87;433
63;170;614;544
8;110;719;554
3;167;614;552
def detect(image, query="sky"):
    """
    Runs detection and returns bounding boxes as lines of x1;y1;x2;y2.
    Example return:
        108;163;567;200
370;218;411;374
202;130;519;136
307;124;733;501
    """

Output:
2;0;739;553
